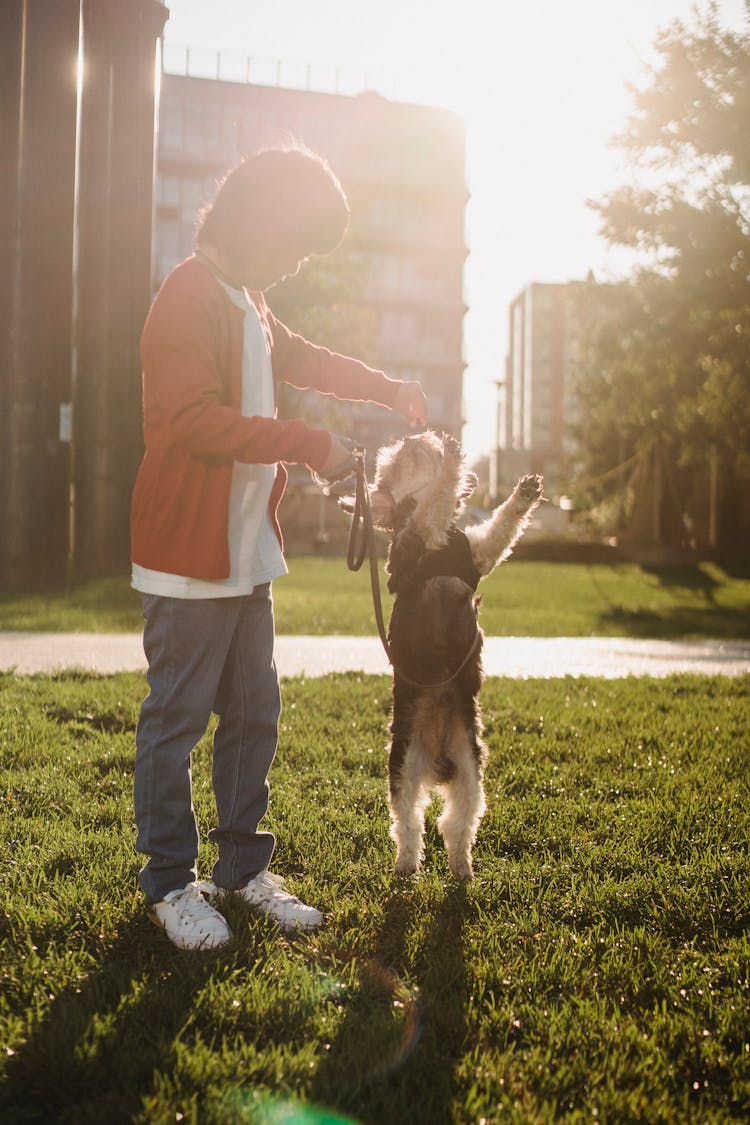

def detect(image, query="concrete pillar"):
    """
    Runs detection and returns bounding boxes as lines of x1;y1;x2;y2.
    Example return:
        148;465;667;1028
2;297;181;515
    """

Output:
0;1;80;589
73;0;168;576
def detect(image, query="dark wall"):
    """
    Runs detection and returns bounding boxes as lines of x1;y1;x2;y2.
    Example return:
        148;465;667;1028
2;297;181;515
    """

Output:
0;0;168;590
0;0;79;589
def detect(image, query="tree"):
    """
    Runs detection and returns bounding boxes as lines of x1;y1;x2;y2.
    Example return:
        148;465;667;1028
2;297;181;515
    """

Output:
266;233;378;435
573;3;750;552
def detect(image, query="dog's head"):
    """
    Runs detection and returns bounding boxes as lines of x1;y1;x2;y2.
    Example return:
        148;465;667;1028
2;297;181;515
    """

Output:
369;430;478;548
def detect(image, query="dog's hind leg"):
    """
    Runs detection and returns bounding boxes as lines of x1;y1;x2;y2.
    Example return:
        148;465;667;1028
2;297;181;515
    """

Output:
389;743;430;876
437;728;487;880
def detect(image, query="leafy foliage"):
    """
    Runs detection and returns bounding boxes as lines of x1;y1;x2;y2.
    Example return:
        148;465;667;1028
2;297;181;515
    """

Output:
574;4;750;549
267;229;380;438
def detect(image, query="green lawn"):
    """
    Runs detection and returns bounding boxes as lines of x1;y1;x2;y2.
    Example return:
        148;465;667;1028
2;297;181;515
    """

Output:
1;558;749;639
1;670;748;1123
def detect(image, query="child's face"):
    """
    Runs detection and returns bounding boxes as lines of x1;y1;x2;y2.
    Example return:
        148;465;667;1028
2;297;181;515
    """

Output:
234;230;310;291
264;252;309;289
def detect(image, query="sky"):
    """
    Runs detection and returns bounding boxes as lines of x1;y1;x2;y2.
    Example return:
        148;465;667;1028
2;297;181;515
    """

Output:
161;0;748;461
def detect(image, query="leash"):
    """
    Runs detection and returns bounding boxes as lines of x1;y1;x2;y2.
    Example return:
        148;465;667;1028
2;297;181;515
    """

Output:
346;448;391;654
345;448;481;690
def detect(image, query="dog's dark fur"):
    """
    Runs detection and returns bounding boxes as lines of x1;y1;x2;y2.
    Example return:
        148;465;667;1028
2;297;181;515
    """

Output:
368;430;543;879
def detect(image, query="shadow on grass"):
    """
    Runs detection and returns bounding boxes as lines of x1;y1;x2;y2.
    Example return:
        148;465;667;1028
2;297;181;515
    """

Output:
573;559;750;640
312;882;470;1125
597;603;750;639
0;920;237;1125
1;885;471;1125
641;565;720;600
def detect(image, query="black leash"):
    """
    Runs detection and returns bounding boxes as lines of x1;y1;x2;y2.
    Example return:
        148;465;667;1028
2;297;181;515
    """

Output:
345;448;481;690
346;448;391;655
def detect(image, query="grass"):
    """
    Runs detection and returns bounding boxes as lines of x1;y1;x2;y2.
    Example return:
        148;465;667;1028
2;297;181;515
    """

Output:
1;670;749;1123
0;558;749;639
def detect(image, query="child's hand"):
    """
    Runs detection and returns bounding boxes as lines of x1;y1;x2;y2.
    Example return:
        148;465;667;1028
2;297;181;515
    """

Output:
393;381;427;429
318;434;358;484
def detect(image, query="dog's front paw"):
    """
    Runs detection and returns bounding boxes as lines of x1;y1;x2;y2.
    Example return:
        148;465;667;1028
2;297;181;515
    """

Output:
441;432;462;462
517;474;543;504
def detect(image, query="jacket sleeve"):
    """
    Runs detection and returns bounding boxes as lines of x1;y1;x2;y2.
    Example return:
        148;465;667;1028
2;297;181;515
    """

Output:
264;305;402;408
141;277;332;471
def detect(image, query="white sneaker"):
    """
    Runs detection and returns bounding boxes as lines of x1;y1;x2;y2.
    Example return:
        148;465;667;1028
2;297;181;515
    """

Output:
148;881;231;950
220;871;323;932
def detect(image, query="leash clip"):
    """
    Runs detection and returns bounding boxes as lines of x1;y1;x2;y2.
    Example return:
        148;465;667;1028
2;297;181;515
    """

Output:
312;443;365;495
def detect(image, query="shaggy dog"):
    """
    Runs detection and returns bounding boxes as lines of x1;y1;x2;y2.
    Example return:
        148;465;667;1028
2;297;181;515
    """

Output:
366;430;543;880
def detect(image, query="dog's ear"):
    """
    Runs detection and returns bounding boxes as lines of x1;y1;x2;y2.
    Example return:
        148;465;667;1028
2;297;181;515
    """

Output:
440;433;477;501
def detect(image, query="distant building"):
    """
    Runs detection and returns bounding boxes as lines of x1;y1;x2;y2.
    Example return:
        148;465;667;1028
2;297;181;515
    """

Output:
155;69;468;448
493;281;584;499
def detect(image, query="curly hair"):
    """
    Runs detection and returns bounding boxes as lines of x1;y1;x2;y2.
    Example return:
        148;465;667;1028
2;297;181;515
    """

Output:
195;142;350;262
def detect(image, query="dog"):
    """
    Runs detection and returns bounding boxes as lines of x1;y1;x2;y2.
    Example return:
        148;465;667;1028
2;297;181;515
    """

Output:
365;430;543;880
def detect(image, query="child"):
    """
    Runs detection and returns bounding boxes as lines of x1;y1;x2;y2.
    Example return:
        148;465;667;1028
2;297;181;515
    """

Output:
131;144;426;949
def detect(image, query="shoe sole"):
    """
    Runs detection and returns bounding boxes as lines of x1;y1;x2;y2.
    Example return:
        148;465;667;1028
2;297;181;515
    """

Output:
277;915;324;933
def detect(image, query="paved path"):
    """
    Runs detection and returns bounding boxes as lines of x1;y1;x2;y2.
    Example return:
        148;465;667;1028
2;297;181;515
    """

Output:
0;632;747;678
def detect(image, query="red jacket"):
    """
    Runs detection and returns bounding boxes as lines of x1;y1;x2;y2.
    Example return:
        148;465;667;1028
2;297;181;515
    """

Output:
131;256;399;579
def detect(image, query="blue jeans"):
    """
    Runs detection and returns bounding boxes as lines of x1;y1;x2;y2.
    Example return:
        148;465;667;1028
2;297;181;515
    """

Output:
134;586;280;902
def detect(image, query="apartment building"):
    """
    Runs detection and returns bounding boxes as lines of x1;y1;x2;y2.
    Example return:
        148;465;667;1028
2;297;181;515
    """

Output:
154;70;468;453
494;281;583;497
